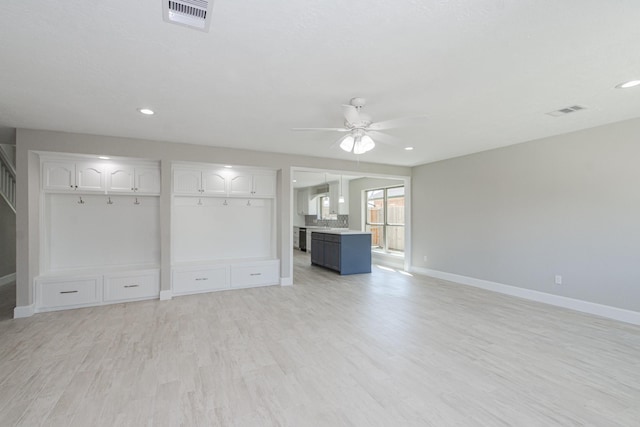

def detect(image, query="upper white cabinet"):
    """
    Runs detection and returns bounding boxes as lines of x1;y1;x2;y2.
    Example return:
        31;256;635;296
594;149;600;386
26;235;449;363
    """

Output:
174;168;227;195
173;168;202;194
43;161;105;192
296;189;308;215
43;158;160;195
107;165;160;194
253;172;276;197
229;173;253;196
201;170;227;194
173;165;276;198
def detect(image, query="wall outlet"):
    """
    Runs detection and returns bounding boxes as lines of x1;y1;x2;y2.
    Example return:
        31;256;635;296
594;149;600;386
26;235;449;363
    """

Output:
554;275;562;285
423;255;428;263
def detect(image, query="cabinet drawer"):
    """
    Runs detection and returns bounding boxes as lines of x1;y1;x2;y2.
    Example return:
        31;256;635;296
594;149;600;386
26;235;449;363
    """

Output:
230;262;279;288
172;266;229;295
38;277;101;309
104;272;159;302
324;234;341;243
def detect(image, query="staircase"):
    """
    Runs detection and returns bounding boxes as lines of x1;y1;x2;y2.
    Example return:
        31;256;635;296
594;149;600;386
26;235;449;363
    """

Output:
0;144;15;213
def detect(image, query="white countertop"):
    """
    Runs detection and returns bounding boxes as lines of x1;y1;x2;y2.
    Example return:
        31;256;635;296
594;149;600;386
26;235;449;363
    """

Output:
309;229;371;235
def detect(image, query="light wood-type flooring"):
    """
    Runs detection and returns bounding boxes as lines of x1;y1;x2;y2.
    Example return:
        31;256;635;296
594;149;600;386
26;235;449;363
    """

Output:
1;252;639;426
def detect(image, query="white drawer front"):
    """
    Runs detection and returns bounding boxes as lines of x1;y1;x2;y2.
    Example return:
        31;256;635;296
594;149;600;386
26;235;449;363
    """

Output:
173;267;229;295
230;262;279;288
104;273;159;302
39;278;100;308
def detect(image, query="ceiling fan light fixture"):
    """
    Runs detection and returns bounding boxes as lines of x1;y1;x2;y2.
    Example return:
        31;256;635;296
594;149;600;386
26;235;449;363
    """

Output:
340;135;355;152
354;135;375;154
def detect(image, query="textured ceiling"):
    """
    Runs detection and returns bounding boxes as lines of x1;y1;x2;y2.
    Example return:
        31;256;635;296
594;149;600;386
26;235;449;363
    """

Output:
1;1;640;166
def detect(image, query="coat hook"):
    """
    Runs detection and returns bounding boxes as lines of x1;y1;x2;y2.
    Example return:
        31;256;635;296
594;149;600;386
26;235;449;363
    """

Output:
107;197;113;205
77;196;85;205
223;199;228;206
197;198;203;206
134;197;140;205
246;199;251;206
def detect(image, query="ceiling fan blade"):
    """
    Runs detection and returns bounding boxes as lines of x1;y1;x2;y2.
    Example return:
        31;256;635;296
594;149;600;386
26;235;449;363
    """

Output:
292;127;350;132
367;130;400;146
341;104;360;125
368;115;428;131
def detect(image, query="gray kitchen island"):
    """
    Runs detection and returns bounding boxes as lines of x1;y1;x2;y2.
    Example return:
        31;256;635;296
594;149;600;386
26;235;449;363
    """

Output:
310;230;372;275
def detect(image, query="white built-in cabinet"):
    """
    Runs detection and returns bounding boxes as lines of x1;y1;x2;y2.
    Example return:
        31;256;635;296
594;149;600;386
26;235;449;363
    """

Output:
173;167;275;197
43;159;160;195
107;165;160;194
42;160;106;192
171;163;280;296
36;155;161;313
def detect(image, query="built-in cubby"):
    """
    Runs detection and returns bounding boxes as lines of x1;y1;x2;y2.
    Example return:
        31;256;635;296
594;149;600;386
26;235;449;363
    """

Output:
35;154;161;312
170;163;280;296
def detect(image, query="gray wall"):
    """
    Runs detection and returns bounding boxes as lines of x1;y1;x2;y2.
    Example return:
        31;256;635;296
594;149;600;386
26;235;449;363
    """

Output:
16;129;410;308
348;177;405;231
412;118;640;312
0;198;15;278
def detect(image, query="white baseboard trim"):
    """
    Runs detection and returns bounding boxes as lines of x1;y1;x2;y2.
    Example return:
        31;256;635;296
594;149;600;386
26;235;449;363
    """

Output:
0;272;16;286
410;267;640;326
280;277;293;286
14;304;34;318
159;290;172;301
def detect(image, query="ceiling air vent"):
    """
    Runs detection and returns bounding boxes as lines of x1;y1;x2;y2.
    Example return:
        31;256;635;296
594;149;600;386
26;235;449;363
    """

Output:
546;105;587;117
163;0;213;32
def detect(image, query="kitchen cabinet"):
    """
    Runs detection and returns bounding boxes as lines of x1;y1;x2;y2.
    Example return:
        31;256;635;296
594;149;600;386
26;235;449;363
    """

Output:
107;165;160;194
297;188;312;215
293;226;300;249
311;231;371;275
43;160;105;192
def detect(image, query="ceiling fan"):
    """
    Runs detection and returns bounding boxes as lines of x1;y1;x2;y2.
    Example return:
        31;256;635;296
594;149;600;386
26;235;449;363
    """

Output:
292;97;427;154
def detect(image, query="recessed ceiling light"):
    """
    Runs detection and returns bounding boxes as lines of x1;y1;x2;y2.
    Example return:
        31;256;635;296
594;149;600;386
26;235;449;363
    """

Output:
98;156;111;160
615;80;640;89
138;108;155;115
404;147;414;151
224;165;232;168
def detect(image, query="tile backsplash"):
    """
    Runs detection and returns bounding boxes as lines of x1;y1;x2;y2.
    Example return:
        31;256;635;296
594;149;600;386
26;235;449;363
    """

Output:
305;215;349;228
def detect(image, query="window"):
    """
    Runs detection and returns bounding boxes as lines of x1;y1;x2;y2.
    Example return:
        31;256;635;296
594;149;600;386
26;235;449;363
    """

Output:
365;186;405;253
320;195;332;220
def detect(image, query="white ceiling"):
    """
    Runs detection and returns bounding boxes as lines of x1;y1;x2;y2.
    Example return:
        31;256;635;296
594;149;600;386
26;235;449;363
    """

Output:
2;1;640;166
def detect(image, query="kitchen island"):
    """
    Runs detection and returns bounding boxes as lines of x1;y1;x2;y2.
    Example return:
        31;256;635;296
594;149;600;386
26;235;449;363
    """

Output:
310;230;371;275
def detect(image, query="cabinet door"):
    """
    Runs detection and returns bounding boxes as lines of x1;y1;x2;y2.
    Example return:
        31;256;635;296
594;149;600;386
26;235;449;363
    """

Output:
324;241;341;271
252;173;276;197
229;174;253;196
310;236;324;265
76;162;105;192
296;189;306;215
201;170;227;195
107;165;135;193
308;195;318;215
173;169;202;194
42;161;76;191
135;167;161;194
